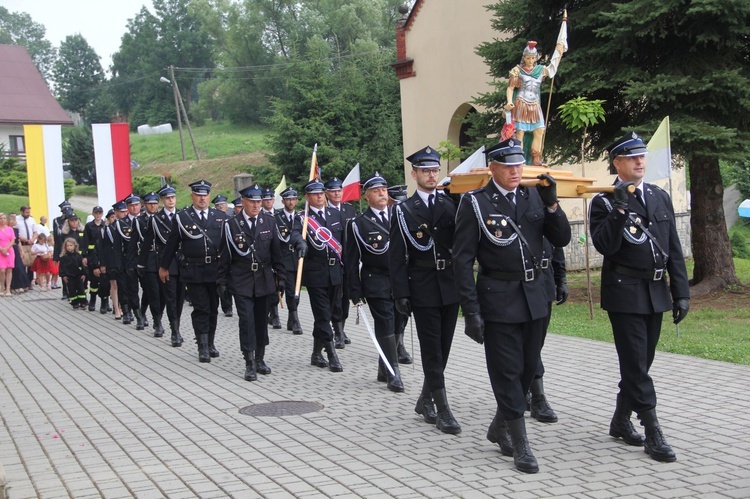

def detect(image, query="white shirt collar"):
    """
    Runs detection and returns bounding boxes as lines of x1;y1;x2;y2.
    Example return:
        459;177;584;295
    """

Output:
492;179;517;199
416;189;437;205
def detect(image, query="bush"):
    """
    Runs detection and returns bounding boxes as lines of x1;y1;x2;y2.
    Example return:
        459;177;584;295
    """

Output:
64;179;75;200
730;229;750;259
132;175;163;196
0;172;28;195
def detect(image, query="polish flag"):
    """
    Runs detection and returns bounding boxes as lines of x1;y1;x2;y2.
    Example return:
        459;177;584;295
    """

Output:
93;123;132;209
341;163;361;202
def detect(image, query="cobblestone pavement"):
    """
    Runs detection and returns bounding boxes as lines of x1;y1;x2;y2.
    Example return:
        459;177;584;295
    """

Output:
1;289;749;498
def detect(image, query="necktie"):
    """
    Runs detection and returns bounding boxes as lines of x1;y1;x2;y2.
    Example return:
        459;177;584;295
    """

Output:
428;194;435;209
506;192;515;205
199;210;206;222
636;189;646;209
318;210;325;221
379;210;388;226
250;217;256;232
23;218;30;242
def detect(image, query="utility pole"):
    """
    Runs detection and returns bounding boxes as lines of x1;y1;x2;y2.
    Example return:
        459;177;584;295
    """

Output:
172;72;200;161
168;66;186;161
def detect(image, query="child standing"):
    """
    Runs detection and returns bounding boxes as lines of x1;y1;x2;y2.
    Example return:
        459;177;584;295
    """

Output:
59;238;87;309
30;233;54;291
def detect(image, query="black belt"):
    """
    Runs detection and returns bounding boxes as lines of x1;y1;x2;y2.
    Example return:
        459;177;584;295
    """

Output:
605;260;664;281
363;266;389;276
479;266;537;282
309;256;339;266
238;261;270;272
184;255;219;264
410;258;452;270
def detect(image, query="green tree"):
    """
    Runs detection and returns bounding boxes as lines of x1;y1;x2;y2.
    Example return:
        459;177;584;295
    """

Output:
0;6;56;80
475;0;750;293
52;34;104;120
63;126;96;185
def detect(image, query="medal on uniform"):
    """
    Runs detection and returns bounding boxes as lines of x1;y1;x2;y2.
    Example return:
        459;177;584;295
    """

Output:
373;243;378;248
487;219;493;225
495;230;500;237
630;226;637;234
416;231;423;238
377;235;382;240
238;243;244;249
635;217;641;224
501;219;507;227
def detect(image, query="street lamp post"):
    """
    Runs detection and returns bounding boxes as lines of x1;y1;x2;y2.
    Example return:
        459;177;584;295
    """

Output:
160;74;186;161
161;66;200;161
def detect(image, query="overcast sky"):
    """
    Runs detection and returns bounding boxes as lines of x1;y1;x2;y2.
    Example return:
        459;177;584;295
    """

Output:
3;0;153;72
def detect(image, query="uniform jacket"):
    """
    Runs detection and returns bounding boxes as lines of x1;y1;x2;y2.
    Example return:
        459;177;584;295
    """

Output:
102;216;133;270
219;211;284;298
590;182;689;314
541;240;566;304
274;210;301;272
142;208;180;276
130;213;160;272
389;191;459;308
82;220;106;261
453;181;571;323
59;252;85;279
62;225;86;254
292;206;344;288
160;207;228;284
52;216;65;262
345;207;392;302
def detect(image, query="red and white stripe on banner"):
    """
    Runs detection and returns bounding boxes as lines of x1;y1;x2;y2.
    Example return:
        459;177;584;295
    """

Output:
92;123;132;208
305;215;343;261
341;163;360;203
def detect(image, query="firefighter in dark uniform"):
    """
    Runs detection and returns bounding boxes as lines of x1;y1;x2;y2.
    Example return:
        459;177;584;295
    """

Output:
232;197;243;216
590;131;689;463
212;194;234;318
120;194;144;329
261;187;282;329
146;184;185;347
292;179;343;372
387;184;413;365
345;172;404;392
52;201;72;298
218;184;286;381
82;206;109;312
160;180;228;363
389;146;461;435
325;177;356;348
131;192;165;336
453;139;571;473
274;187;305;334
102;201;128;319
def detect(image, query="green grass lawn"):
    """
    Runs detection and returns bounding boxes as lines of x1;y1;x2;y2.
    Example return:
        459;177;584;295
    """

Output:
552;257;750;365
0;194;29;215
130;121;269;165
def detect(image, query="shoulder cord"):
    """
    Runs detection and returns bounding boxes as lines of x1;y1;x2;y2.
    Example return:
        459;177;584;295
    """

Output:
351;220;389;255
477;190;535;269
151;215;170;244
395;204;434;252
225;218;254;258
600;196;648;245
276;214;292;243
469;194;518;247
116;219;131;242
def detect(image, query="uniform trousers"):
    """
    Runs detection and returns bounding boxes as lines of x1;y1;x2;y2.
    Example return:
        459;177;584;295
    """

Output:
142;271;164;319
395;309;408;337
608;311;662;413
283;269;297;310
120;270;140;310
535;302;553;379
307;284;340;342
484;317;545;421
235;294;269;352
65;276;87;305
412;303;459;392
186;282;219;339
332;283;350;323
160;274;185;324
366;297;395;338
87;268;110;298
220;288;233;314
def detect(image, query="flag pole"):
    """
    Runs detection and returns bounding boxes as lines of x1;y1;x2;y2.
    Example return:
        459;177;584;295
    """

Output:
294;144;318;299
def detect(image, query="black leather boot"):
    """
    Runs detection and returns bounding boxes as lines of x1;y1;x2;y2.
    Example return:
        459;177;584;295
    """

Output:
341;319;351;344
414;382;437;424
255;344;271;375
134;308;145;330
198;334;211;363
431;389;461;434
243;351;257;381
291;310;303;335
269;306;281;329
378;335;404;393
99;297;108;314
208;332;220;358
333;322;345;349
287;315;293;331
122;304;132;325
310;338;328;368
153;315;164;338
486;409;513;457
529;378;558;423
609;393;645;446
170;320;184;347
142;308;149;328
506;417;539;473
396;333;413;364
88;293;97;311
639;408;676;462
377;358;387;382
324;341;343;372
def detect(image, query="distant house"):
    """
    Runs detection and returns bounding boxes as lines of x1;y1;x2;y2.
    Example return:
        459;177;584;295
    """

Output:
0;44;73;159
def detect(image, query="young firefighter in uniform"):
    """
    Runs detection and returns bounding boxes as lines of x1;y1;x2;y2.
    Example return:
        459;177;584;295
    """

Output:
82;206;109;312
389;146;461;435
345;172;404;392
212;194;233;318
159;180;228;363
261;187;282;329
132;192;165;336
274;187;305;335
218;184;286;381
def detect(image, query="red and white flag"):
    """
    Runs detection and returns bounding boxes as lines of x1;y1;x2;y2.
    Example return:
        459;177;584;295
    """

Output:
341;163;360;202
93;123;132;208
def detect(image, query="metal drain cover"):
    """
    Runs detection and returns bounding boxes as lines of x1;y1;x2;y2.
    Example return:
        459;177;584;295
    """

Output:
239;401;324;417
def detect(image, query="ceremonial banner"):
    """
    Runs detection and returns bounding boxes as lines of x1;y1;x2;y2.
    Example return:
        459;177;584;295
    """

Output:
93;123;132;209
273;175;287;210
438;145;485;187
645;116;671;183
341;163;360;202
24;124;65;220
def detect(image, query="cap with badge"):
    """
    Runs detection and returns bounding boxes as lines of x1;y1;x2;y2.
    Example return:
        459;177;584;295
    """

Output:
486;138;525;166
362;171;388;191
58;200;72;210
124;193;141;205
62;207;75;219
387;184;408;202
142;192;160;204
189;179;212;195
406;145;441;168
324;177;343;191
304;179;325;194
261;187;275;200
92;205;104;213
112;201;127;212
280;187;298;199
211;194;228;206
231;197;242;207
158;184;176;197
106;209;115;217
239;184;263;200
607;131;648;159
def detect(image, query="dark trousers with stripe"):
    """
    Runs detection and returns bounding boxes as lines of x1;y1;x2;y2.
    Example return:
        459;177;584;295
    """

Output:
412;303;459;392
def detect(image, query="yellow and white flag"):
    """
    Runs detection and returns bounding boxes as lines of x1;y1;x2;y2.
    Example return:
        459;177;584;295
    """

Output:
273;175;287;210
645;116;671;183
24;124;66;220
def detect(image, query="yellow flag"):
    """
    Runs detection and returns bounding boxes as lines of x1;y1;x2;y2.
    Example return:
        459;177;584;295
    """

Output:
645;116;671;182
